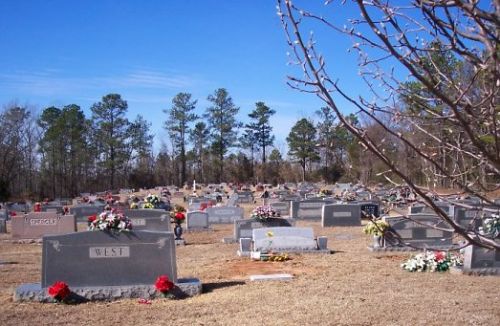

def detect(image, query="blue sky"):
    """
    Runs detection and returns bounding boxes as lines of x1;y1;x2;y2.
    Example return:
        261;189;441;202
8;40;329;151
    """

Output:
0;1;366;153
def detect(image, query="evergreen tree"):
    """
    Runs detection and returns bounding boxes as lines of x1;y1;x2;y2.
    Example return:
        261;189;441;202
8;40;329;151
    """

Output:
164;92;198;186
286;118;319;181
205;88;242;182
190;122;209;183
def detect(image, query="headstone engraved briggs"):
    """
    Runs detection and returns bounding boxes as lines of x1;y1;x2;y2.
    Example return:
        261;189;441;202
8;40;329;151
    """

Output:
11;212;76;239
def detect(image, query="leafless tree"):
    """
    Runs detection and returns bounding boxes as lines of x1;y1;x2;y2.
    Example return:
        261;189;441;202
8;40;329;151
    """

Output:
277;0;499;249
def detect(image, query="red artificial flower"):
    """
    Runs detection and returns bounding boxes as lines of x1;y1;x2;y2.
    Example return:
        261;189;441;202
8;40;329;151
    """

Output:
9;211;17;217
48;281;70;301
88;215;97;223
155;275;174;293
175;212;185;220
434;251;445;262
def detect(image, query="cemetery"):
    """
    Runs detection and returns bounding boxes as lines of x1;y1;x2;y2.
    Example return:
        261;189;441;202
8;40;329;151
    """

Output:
0;185;498;325
0;1;498;324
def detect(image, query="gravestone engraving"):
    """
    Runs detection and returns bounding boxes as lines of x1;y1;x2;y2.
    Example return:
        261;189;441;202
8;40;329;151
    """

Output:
11;212;76;239
186;211;209;231
41;230;177;287
70;205;105;220
358;201;380;218
236;191;254;204
321;204;361;227
206;206;244;224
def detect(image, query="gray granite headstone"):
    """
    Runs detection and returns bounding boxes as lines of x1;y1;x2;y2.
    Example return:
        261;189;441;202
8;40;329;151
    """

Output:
11;212;76;239
70;205;105;220
206;206;243;224
122;209;171;232
409;202;454;217
42;230;177;288
290;199;334;220
236;191;254;204
253;227;317;252
384;214;453;247
321;204;361;227
463;244;500;274
186;211;209;231
453;207;498;231
270;201;291;216
234;218;295;241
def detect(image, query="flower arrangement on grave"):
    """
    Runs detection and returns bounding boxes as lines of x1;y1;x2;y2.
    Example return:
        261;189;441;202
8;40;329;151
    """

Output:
251;205;280;221
363;220;390;237
170;205;186;224
48;281;71;302
129;202;139;209
479;214;500;238
142;194;160;209
341;190;356;202
88;210;133;232
401;251;463;272
154;275;175;298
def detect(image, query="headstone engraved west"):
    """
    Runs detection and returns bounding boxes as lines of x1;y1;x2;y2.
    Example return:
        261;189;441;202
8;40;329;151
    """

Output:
124;209;171;232
11;212;76;239
321;204;362;227
41;230;177;287
186;211;209;231
290;199;335;220
205;206;244;224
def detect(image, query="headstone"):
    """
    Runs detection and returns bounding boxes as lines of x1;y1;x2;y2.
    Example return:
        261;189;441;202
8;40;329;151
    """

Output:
206;206;244;224
186;211;209;231
252;227;319;252
290;199;334;220
226;195;239;207
453;207;498;231
462;244;500;275
384;214;453;248
70;205;105;220
11;212;76;239
41;204;64;214
236;191;254;204
234;218;296;241
358;201;380;218
41;230;177;287
172;191;184;198
270;201;291;216
321;204;362;227
409;202;454;217
123;209;171;232
249;274;294;281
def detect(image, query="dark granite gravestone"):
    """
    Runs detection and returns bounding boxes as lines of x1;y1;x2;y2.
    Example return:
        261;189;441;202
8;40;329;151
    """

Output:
358;201;380;218
409;202;454;217
234;218;296;241
205;206;244;224
42;230;177;287
321;204;362;227
383;214;453;248
70;205;105;220
290;199;335;220
41;204;64;214
462;244;500;275
236;191;254;204
453;207;498;231
269;201;291;216
186;211;209;231
11;212;76;239
124;209;171;232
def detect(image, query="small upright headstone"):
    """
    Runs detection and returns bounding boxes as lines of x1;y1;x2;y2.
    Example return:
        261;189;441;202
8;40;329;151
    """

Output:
321;204;361;227
186;211;209;231
206;206;244;224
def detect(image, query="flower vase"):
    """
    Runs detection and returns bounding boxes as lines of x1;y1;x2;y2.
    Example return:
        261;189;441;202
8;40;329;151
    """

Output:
373;235;384;248
174;223;183;240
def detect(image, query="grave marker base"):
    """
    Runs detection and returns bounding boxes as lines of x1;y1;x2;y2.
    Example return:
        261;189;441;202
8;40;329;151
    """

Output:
367;244;460;252
14;278;202;302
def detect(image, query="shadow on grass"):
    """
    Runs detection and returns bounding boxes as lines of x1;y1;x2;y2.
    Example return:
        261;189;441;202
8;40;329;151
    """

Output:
202;281;246;293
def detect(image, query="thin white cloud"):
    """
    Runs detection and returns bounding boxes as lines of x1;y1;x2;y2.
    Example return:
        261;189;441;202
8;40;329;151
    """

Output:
0;69;201;97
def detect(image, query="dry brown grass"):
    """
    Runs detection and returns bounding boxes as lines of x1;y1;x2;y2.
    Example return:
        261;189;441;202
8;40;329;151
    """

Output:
1;202;499;326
